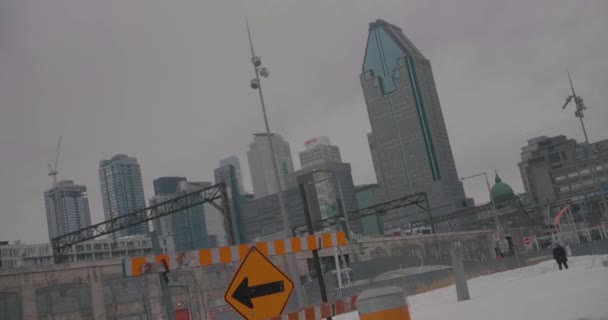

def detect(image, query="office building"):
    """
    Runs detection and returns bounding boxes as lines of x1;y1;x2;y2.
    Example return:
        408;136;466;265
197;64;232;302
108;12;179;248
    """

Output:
99;154;149;237
243;161;363;241
241;187;309;241
219;156;245;194
150;179;229;252
518;135;608;223
288;162;362;234
153;176;186;196
355;184;384;236
518;135;581;204
360;19;467;228
299;137;342;168
151;176;186;239
247;133;294;198
177;181;228;250
44;180;92;242
214;164;246;243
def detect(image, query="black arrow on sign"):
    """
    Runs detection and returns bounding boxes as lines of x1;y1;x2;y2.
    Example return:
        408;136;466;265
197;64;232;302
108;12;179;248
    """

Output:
231;277;285;309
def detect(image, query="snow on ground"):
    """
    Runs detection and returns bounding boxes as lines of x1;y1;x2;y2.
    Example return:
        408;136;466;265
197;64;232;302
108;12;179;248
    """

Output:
334;255;608;320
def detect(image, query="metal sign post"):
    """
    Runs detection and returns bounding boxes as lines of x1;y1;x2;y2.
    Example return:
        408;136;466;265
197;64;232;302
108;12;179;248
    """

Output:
224;247;294;320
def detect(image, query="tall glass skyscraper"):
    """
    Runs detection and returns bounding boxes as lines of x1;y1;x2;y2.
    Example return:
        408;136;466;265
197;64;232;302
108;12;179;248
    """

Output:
99;154;149;237
150;177;230;251
360;19;466;229
247;133;294;198
214;164;246;243
44;180;92;242
219;156;245;194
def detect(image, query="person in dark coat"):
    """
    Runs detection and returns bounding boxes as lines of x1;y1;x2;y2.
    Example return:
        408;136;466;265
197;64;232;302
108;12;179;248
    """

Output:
552;243;568;270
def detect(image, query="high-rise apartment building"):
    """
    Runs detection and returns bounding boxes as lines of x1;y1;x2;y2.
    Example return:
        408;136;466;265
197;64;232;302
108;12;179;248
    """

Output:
44;180;92;242
99;154;149;237
360;19;466;228
247;133;294;198
299;137;342;168
219;156;245;194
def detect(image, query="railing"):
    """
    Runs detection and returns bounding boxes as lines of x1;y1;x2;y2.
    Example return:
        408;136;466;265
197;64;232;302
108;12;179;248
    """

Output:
534;225;607;250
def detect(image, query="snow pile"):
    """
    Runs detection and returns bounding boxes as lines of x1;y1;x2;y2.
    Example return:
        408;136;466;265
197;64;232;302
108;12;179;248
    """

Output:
334;255;608;320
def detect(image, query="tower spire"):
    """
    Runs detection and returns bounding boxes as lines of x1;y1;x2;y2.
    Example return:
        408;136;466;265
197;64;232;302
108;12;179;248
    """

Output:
245;17;256;57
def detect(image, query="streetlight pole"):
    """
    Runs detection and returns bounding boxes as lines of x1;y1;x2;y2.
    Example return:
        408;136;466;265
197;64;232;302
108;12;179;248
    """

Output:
461;172;503;254
562;72;607;221
246;18;305;308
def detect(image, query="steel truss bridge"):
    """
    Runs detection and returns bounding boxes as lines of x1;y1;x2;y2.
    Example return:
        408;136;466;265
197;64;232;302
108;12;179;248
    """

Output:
52;183;232;263
292;192;434;236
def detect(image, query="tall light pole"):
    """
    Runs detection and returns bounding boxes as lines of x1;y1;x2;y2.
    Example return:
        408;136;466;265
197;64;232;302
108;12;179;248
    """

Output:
245;18;305;308
561;72;607;220
461;172;503;252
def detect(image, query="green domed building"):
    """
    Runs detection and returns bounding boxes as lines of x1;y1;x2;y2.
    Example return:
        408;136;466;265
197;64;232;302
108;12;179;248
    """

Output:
491;172;515;208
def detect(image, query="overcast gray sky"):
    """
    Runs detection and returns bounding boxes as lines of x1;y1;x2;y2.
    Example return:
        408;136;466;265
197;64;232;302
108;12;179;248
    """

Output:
1;0;607;243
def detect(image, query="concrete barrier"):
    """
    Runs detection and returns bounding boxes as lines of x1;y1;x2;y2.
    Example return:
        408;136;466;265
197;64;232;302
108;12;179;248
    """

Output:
357;286;410;320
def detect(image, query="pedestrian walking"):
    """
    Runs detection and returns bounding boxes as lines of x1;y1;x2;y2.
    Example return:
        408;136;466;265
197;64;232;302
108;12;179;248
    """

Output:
552;243;568;270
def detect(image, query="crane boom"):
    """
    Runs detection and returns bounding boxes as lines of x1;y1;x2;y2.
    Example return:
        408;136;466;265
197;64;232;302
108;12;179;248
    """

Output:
54;136;62;174
48;136;62;185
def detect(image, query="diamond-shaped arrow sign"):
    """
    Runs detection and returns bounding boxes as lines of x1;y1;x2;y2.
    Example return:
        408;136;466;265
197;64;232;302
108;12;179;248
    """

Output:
225;247;294;320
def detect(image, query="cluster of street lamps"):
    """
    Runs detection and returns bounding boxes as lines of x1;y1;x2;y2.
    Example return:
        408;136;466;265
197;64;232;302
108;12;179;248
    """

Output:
246;18;306;308
562;73;608;220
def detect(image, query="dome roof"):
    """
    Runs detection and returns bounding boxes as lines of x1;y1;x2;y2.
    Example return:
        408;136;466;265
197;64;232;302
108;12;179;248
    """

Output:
491;172;515;203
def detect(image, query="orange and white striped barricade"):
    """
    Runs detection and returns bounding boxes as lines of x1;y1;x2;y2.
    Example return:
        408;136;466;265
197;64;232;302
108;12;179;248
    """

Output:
357;287;410;320
122;231;347;277
267;295;358;320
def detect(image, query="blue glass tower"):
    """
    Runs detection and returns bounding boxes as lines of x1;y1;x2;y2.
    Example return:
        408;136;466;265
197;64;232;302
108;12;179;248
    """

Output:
361;19;466;228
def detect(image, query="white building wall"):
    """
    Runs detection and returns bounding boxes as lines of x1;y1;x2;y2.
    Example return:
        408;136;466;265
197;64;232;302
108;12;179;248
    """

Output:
0;235;153;270
299;137;342;168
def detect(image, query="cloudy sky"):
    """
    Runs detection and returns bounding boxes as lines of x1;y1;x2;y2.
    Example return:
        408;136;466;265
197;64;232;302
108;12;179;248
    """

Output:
1;0;607;243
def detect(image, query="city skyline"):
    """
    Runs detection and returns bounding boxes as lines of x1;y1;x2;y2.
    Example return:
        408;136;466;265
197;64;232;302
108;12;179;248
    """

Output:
1;1;607;242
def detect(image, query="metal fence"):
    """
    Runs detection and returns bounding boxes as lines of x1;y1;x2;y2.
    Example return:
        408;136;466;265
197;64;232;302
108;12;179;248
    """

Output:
305;234;608;306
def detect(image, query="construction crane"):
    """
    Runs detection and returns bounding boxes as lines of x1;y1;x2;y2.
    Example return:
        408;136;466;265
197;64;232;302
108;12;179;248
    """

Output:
48;136;62;185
